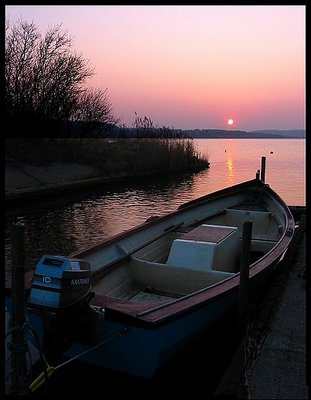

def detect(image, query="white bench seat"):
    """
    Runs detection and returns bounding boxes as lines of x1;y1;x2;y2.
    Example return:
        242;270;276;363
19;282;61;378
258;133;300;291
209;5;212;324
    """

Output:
129;257;235;296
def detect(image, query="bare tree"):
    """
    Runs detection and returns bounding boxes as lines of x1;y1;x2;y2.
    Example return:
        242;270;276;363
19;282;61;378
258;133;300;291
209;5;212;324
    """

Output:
71;87;120;143
5;19;117;136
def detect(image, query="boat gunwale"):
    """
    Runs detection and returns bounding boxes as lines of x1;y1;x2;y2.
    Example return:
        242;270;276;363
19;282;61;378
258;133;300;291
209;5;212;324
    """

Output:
91;232;292;326
4;177;296;331
86;178;295;326
69;177;264;259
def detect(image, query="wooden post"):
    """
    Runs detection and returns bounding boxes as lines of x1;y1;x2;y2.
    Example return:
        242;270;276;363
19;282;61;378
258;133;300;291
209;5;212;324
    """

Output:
10;224;27;394
260;156;266;182
238;221;253;336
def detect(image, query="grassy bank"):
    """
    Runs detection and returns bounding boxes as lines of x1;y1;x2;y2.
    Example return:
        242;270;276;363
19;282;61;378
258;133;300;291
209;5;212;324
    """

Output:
5;137;210;176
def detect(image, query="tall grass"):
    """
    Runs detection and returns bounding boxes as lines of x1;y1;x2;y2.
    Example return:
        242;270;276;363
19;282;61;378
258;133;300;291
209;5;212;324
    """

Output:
5;135;209;177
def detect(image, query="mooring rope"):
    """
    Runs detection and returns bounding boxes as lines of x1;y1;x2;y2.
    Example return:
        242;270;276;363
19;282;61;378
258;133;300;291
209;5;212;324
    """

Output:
29;327;128;392
5;316;128;394
5;319;38;394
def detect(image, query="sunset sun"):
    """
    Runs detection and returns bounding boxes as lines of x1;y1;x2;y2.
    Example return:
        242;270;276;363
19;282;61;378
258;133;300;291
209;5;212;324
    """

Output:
227;119;234;126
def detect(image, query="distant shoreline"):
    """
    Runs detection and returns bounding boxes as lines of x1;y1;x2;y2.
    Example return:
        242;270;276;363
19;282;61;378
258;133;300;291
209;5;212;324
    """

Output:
105;127;305;139
189;135;305;139
182;129;305;139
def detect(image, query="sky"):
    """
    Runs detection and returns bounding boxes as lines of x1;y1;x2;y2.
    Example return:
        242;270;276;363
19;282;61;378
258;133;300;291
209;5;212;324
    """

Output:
5;5;305;131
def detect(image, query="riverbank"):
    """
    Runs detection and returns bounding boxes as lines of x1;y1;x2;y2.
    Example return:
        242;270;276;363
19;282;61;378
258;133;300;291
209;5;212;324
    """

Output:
5;159;206;206
6;159;103;198
5;138;210;206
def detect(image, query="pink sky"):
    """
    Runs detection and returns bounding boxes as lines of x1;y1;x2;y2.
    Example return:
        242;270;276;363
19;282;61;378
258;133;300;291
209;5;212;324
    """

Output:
5;5;305;131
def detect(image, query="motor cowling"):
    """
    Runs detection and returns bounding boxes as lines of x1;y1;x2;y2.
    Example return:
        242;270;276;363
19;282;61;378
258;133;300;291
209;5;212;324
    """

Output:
28;255;91;311
27;255;94;360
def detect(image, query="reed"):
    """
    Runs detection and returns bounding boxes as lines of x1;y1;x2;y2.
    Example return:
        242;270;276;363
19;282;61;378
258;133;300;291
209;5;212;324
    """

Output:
5;136;209;177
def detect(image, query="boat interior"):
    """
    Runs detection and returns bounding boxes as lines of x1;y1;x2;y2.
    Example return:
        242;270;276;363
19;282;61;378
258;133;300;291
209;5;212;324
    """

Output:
91;201;284;304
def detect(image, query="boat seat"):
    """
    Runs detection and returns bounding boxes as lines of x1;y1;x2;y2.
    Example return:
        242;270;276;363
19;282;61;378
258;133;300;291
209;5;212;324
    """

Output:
250;238;277;253
166;224;240;273
129;257;235;295
132;232;176;263
224;208;280;239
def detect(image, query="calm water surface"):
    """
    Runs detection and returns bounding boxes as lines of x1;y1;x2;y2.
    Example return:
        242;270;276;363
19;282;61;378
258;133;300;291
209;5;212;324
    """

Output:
5;138;305;277
4;138;306;392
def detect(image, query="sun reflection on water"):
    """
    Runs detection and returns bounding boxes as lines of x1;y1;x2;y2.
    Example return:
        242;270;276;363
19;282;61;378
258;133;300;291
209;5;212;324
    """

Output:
225;140;235;185
226;157;233;176
5;139;305;279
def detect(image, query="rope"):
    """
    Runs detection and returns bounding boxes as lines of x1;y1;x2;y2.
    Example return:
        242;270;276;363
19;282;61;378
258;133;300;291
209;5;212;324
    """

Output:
239;320;268;399
6;305;128;393
7;341;29;353
5;319;27;336
5;317;47;395
5;341;34;394
55;327;128;370
29;327;128;392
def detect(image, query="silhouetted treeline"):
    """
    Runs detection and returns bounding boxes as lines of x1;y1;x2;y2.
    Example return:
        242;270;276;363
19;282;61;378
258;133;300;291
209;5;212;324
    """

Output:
65;124;305;139
5;20;118;137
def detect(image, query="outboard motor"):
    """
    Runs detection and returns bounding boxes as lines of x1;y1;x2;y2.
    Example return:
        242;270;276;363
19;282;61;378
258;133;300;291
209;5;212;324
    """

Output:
28;255;92;310
27;255;94;360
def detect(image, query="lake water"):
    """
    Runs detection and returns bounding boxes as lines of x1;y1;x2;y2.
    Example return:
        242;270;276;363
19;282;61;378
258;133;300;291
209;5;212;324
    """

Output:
5;138;305;276
194;138;305;206
4;137;305;392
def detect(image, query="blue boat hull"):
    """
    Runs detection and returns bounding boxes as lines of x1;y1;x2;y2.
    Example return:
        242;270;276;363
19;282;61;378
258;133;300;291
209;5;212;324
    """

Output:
4;288;237;378
5;177;295;379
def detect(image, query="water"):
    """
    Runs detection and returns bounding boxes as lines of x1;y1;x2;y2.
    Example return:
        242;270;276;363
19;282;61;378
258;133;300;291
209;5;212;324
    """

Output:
194;138;305;205
5;138;305;277
5;138;305;393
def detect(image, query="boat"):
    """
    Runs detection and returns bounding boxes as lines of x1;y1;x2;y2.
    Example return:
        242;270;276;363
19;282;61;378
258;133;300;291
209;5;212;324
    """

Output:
5;168;295;381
